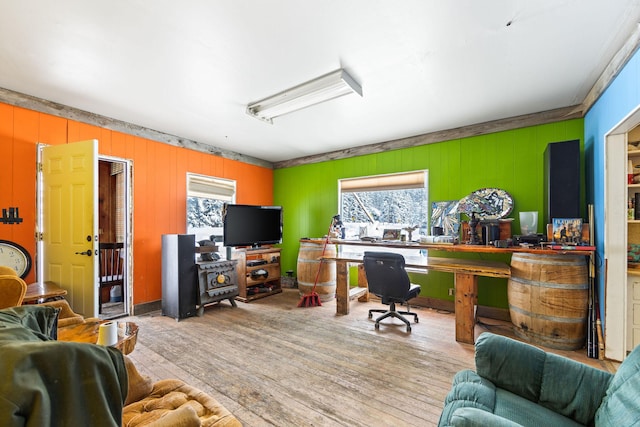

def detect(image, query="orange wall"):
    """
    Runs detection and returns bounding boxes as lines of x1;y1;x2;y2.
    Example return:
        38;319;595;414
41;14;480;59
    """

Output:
0;102;273;306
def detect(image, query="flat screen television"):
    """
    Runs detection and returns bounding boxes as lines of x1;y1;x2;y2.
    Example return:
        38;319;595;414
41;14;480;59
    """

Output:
223;204;283;248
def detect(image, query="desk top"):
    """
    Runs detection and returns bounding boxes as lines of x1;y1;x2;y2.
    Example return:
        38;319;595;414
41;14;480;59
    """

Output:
306;238;594;256
326;252;511;278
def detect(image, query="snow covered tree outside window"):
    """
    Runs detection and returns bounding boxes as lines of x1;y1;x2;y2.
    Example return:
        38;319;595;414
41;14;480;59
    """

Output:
186;173;235;245
187;197;225;228
339;171;428;241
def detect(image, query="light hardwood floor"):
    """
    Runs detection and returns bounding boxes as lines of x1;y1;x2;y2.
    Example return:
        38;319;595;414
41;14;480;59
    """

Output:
125;289;615;427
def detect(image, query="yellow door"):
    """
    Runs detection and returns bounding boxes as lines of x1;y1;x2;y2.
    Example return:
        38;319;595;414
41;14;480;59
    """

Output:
41;140;98;317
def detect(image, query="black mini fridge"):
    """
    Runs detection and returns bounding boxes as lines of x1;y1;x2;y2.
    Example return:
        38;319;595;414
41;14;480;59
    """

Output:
161;234;197;320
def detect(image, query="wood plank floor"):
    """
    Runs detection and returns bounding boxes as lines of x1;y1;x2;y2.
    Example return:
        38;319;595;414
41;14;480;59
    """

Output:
125;289;616;427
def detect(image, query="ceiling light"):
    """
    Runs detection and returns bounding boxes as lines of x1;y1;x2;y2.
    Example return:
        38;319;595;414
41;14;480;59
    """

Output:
246;68;362;124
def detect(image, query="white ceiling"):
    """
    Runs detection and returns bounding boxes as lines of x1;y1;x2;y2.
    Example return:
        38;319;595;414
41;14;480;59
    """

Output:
1;1;640;164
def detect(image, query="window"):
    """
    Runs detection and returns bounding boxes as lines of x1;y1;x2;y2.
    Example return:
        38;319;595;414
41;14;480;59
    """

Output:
339;170;429;241
186;173;236;245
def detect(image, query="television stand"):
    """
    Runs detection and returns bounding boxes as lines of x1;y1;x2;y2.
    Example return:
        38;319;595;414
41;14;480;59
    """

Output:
231;247;281;302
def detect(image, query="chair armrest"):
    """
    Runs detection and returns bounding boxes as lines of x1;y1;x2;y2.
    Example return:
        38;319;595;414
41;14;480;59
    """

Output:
37;300;85;328
475;333;612;424
449;408;523;427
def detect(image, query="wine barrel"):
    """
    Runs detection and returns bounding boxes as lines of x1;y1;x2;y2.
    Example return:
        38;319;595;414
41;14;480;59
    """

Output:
508;253;589;350
297;240;336;302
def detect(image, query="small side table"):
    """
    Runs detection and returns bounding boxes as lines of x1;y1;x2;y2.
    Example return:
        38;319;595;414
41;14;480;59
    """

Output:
58;321;139;355
23;281;67;304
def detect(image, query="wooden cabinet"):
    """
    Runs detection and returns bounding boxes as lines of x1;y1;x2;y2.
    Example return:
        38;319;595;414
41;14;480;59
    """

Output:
231;247;281;302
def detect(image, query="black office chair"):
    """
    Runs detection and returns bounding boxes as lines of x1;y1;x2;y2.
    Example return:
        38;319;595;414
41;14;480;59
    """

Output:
363;251;421;332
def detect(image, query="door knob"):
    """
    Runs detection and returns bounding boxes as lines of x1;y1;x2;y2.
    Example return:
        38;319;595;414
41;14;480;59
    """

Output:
75;250;92;256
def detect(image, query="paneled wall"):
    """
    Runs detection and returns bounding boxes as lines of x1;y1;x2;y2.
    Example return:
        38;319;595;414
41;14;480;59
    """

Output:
274;119;584;309
0;102;273;308
585;47;640;355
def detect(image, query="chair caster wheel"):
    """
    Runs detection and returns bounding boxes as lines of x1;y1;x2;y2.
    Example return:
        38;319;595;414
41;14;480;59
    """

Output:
415;318;419;323
368;313;373;319
407;326;412;332
375;323;380;330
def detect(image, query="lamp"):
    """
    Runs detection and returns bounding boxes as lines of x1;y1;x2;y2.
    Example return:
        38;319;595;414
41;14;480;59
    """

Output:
246;69;362;124
457;193;500;245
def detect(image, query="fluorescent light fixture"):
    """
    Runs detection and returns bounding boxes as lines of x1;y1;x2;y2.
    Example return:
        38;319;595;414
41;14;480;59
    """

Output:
246;68;362;124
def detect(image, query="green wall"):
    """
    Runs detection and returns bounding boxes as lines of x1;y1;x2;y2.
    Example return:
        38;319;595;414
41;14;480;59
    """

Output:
273;118;584;309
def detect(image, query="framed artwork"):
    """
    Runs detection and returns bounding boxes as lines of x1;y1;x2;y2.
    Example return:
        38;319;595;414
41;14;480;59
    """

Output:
431;201;460;236
382;229;401;240
552;218;583;244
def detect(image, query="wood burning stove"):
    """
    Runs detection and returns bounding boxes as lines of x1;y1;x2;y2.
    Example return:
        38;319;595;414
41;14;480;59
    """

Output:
196;259;239;316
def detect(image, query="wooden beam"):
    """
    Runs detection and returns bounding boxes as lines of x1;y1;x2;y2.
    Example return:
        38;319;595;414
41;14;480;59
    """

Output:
335;260;350;315
579;23;640;116
455;272;478;344
0;87;273;169
273;105;582;169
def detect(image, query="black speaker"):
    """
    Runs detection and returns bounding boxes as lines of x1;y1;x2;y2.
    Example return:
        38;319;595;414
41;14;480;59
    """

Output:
543;140;581;226
161;234;197;320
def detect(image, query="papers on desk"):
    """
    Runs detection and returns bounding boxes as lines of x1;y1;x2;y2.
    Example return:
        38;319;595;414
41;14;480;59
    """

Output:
420;235;456;244
380;240;419;245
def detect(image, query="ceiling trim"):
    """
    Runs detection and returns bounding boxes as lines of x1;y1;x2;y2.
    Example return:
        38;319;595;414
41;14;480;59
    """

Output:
0;87;273;169
273;105;583;169
580;23;640;116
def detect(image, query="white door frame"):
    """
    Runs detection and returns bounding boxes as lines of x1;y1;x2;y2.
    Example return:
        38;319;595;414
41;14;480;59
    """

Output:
99;155;133;317
604;104;640;361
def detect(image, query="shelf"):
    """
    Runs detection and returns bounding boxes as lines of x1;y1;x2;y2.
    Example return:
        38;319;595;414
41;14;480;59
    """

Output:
349;286;368;300
629;151;640;279
195;246;220;253
235;288;282;302
231;247;281;302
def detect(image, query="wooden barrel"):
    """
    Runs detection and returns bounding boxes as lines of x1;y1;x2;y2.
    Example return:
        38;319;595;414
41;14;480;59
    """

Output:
508;253;589;350
297;240;336;302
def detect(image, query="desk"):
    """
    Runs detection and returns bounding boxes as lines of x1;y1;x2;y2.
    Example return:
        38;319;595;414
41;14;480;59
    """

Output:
23;281;67;304
329;238;594;256
321;239;592;345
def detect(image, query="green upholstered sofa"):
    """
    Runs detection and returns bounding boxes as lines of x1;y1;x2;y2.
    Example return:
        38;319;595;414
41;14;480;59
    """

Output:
439;332;640;427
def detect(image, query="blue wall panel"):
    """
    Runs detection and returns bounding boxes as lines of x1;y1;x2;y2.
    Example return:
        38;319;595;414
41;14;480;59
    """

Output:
585;47;640;325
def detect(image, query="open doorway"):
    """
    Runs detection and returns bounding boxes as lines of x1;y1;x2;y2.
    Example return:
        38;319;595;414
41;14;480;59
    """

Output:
98;157;132;319
604;105;640;361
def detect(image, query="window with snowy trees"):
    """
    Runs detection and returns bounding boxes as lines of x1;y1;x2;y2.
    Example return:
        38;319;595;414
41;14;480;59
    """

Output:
339;171;428;241
186;173;235;245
